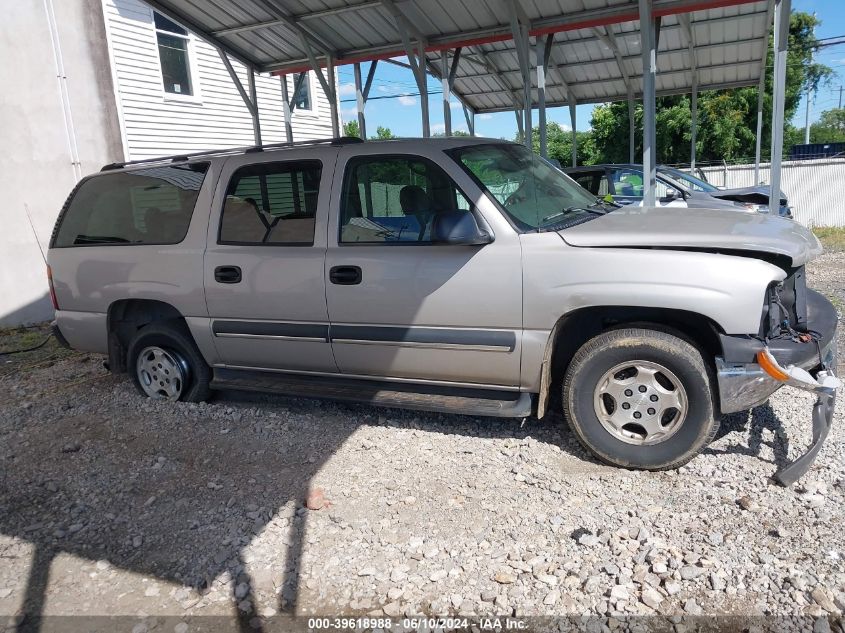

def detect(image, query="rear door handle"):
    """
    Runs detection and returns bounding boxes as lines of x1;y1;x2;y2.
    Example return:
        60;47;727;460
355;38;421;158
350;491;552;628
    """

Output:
329;265;362;285
214;265;242;284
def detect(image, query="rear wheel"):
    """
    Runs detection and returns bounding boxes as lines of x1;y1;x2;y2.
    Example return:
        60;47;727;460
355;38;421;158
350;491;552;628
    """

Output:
127;323;211;402
562;327;717;470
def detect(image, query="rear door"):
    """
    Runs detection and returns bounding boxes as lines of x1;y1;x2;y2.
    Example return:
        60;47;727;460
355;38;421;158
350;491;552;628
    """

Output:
204;147;339;372
323;145;523;387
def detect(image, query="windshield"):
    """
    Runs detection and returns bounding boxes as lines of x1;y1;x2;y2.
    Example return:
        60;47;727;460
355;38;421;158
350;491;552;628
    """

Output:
659;167;718;192
448;143;601;231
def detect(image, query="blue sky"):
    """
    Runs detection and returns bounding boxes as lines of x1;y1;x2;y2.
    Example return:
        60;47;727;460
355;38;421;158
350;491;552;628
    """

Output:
336;0;845;140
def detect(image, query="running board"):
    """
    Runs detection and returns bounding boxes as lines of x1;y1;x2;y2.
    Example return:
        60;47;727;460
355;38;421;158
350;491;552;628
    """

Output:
211;368;533;418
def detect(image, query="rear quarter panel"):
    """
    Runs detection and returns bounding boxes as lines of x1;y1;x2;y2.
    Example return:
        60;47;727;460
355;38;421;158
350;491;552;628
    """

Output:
47;161;221;355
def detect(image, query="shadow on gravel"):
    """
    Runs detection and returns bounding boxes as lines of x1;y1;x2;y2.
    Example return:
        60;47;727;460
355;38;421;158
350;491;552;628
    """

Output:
706;402;791;469
0;380;593;633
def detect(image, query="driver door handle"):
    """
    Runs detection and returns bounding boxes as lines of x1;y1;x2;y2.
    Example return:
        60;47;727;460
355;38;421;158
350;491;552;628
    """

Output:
329;265;362;285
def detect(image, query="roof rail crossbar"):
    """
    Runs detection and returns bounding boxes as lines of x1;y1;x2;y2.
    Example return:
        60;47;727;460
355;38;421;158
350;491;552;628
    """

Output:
100;136;363;171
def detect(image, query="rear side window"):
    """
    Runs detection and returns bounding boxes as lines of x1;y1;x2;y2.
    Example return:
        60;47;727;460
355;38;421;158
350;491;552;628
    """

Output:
219;160;321;245
53;163;209;247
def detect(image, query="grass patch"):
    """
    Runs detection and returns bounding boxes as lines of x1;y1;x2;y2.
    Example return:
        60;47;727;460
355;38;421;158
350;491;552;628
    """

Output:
813;226;845;252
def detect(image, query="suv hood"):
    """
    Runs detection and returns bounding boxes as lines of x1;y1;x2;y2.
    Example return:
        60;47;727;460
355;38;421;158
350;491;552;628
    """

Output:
559;206;822;265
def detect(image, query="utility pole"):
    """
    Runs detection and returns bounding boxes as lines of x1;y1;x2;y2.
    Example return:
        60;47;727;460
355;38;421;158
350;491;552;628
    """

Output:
839;85;843;109
804;89;812;144
804;13;816;144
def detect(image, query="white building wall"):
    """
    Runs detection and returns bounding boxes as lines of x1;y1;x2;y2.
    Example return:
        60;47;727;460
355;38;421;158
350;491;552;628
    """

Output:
104;0;336;160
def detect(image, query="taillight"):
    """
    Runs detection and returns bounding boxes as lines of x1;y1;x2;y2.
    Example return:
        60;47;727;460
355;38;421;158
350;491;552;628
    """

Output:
47;265;59;310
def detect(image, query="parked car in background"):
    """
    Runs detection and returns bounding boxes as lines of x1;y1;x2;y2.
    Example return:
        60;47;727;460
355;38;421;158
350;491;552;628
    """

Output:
565;164;792;217
48;137;836;485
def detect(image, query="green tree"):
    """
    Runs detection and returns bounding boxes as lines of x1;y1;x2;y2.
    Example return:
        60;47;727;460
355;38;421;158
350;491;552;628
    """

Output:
523;122;592;165
374;126;396;139
809;108;845;143
343;120;360;138
587;11;832;165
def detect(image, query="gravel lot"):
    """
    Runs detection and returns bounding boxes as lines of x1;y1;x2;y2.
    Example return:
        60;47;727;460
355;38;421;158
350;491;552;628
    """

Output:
1;253;843;631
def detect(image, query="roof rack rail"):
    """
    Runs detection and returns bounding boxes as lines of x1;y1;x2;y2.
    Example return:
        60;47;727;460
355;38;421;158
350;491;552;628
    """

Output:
100;136;363;171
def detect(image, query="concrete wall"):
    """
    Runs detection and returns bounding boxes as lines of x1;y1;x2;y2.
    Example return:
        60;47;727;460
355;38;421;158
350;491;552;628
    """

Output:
0;0;123;326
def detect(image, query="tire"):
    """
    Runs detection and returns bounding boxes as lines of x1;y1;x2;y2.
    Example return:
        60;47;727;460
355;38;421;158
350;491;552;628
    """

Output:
562;327;717;470
126;322;212;403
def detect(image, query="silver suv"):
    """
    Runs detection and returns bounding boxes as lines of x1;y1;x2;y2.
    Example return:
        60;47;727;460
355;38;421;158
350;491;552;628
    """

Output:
48;138;839;485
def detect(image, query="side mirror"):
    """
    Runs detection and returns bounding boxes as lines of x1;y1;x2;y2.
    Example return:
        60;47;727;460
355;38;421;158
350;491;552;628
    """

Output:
431;212;493;245
659;189;680;202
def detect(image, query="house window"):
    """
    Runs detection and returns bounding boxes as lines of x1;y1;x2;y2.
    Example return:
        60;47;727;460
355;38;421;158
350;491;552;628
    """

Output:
154;12;193;96
292;72;312;111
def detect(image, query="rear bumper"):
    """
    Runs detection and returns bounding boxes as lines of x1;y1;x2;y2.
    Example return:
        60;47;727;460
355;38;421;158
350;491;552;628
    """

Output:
50;320;71;349
714;289;839;485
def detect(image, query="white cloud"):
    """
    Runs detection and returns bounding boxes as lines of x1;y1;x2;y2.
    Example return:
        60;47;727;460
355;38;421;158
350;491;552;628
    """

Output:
398;95;417;106
377;85;391;93
431;122;446;134
340;107;358;121
337;83;357;97
479;113;494;120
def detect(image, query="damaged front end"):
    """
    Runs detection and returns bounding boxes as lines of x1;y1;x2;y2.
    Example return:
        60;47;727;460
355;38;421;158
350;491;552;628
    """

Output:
716;265;840;486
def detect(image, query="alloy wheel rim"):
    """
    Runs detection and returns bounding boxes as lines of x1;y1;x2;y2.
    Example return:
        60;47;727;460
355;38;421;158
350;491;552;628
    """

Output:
593;360;688;445
136;346;188;401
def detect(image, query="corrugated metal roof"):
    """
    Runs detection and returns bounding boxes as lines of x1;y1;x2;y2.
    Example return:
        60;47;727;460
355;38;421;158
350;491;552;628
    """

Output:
142;0;772;113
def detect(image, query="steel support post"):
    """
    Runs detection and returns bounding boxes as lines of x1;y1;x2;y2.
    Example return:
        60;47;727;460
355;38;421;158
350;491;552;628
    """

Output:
770;0;791;212
569;101;577;167
463;104;475;136
690;76;698;170
754;70;765;183
537;35;552;158
627;89;636;164
639;0;657;207
280;75;293;143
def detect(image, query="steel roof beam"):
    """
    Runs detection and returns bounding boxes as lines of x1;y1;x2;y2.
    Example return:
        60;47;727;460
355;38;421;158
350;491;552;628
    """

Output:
260;0;764;74
213;1;383;36
252;0;335;56
469;77;759;112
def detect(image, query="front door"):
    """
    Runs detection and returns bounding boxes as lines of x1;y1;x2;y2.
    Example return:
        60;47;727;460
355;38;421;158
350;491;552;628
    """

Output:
204;148;338;372
324;147;523;387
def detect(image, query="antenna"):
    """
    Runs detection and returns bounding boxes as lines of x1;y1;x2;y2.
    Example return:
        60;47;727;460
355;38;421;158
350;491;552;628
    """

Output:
23;203;48;267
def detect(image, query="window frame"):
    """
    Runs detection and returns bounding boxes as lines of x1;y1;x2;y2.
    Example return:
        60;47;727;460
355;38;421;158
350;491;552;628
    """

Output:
292;72;314;113
217;159;323;247
50;162;210;249
337;153;479;247
152;10;202;103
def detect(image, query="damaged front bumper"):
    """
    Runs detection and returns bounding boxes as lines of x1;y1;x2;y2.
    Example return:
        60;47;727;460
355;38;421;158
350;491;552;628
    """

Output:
715;289;839;486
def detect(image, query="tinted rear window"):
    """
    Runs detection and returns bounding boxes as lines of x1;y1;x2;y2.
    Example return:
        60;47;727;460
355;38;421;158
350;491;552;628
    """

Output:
53;163;209;247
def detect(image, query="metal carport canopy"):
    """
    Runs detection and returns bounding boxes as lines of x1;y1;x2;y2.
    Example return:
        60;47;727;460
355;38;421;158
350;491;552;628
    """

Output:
142;0;787;210
143;0;771;112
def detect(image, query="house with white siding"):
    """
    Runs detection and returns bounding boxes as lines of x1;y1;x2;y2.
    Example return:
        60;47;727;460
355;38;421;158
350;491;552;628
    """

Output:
104;0;337;160
1;0;338;326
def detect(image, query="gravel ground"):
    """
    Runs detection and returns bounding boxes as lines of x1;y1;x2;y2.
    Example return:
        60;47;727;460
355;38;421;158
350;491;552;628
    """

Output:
0;253;843;631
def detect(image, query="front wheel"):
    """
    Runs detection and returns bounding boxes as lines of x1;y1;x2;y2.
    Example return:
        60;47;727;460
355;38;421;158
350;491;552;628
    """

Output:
562;328;718;470
127;322;212;402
